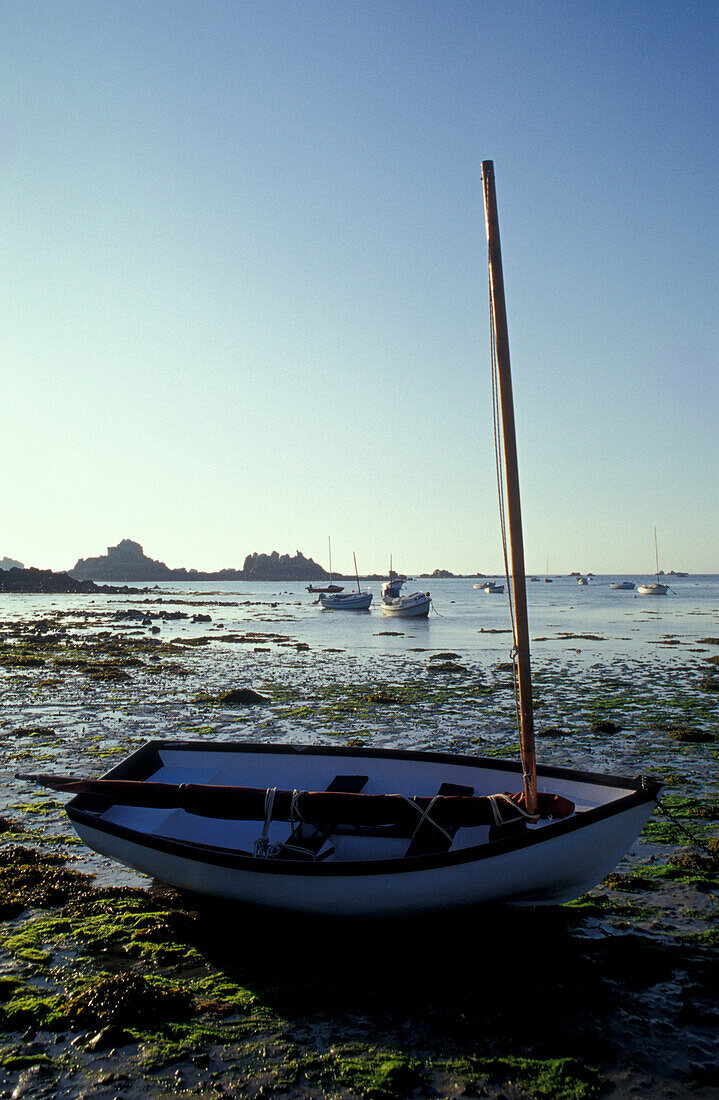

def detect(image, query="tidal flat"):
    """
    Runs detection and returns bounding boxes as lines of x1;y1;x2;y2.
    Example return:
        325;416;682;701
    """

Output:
0;580;717;1098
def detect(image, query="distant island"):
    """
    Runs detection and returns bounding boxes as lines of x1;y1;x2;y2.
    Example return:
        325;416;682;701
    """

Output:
1;539;501;589
0;567;145;595
69;539;330;583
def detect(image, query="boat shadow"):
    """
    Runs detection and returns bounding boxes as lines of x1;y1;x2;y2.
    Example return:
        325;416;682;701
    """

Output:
178;893;604;1039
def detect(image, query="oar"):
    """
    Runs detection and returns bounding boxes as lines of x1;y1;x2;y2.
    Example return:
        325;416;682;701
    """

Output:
17;773;574;825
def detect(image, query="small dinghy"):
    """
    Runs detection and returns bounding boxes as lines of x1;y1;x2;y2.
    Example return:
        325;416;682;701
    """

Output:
610;581;635;591
478;581;504;594
21;742;660;916
381;591;431;618
23;162;662;917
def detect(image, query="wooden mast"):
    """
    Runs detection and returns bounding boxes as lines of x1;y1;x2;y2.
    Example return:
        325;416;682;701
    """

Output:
481;160;538;816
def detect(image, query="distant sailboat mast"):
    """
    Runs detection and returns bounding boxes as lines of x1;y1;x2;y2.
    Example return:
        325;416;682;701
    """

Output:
654;526;660;583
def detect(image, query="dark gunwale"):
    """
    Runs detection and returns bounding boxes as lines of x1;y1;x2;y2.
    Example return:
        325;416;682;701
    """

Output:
66;740;661;879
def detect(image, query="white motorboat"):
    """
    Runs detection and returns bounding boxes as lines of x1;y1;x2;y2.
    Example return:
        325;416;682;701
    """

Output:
610;581;635;591
381;590;431;618
320;590;372;610
577;576;588;585
26;742;660;916
25;161;662;917
477;581;504;594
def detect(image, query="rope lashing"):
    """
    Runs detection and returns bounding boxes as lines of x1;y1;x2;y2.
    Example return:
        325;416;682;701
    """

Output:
486;792;535;826
253;786;278;858
399;795;456;845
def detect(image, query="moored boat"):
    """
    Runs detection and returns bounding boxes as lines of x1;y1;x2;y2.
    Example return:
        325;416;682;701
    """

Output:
637;582;669;596
321;551;372;609
610;581;635;590
638;529;670;595
381;590;431;618
320;589;372;610
307;537;344;594
478;581;504;593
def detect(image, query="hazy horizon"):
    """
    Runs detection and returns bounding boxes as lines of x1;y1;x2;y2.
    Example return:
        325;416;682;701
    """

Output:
0;536;707;579
4;2;717;576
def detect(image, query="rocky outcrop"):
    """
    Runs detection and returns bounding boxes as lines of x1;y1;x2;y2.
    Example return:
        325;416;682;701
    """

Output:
0;568;144;594
241;550;327;581
0;557;24;570
69;540;328;582
71;540;175;582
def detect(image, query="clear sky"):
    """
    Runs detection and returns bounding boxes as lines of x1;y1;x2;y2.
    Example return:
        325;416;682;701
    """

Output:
2;1;717;575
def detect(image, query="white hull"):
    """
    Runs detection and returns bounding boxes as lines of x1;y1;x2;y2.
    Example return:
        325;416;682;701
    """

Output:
380;592;431;618
637;583;668;595
320;591;373;610
67;742;661;917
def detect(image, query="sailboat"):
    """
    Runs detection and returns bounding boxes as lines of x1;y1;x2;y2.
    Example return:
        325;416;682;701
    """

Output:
306;536;344;594
21;162;660;916
319;552;373;610
638;529;669;595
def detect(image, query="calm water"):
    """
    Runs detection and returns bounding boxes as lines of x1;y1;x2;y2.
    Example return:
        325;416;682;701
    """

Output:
2;574;718;666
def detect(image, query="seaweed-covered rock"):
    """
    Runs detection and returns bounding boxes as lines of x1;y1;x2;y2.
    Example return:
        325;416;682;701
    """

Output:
217;688;268;706
590;720;622;734
67;973;193;1030
667;726;713;744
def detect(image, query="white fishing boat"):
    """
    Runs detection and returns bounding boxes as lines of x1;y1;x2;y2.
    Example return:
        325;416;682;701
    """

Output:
638;529;670;596
381;590;431;618
23;161;662;916
477;581;504;594
320;590;373;610
610;581;635;591
577;576;588;585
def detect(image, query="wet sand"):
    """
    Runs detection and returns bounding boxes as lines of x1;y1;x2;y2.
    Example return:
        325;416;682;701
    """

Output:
1;592;717;1098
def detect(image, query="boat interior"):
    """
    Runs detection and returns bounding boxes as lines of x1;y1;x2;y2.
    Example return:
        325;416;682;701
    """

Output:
72;744;640;864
